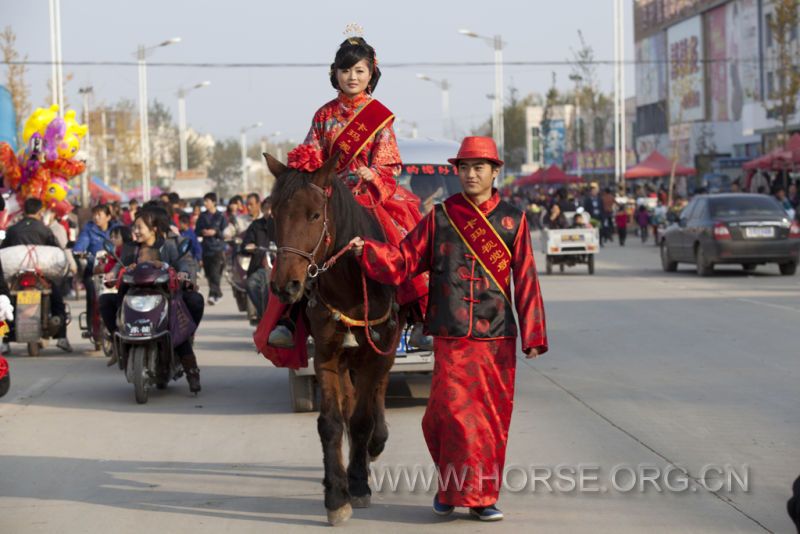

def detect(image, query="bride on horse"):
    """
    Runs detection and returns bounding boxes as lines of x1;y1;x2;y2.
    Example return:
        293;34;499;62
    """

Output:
256;34;429;363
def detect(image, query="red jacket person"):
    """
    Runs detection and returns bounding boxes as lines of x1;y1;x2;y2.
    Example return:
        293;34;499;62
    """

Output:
350;136;548;521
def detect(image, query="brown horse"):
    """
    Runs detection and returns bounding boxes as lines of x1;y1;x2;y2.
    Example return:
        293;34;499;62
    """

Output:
264;153;401;525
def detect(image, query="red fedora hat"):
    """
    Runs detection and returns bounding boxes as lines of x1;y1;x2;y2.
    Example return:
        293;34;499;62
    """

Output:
448;136;504;167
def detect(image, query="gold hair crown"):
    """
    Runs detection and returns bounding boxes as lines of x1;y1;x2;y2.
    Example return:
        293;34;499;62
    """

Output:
343;23;364;44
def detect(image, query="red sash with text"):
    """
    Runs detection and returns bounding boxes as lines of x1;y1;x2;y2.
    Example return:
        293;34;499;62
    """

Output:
442;194;512;303
330;99;394;172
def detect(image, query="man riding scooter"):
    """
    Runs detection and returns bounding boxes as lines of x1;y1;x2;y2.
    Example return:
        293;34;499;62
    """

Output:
241;197;275;324
1;198;72;352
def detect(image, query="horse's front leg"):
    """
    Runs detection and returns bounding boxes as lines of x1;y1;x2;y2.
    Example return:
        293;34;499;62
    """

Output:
316;356;352;525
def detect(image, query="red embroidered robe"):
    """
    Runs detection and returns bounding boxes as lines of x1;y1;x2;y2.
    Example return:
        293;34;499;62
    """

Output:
359;191;548;507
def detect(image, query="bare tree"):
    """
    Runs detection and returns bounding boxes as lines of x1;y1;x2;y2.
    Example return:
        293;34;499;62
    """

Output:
767;0;800;153
0;26;30;144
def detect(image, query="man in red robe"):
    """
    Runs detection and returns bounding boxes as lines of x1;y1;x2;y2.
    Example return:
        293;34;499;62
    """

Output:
351;136;548;521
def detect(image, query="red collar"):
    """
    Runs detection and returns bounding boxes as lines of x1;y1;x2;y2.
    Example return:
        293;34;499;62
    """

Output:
472;189;501;214
337;91;370;109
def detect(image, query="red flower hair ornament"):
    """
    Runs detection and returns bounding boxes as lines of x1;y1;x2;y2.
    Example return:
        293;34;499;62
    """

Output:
287;144;324;173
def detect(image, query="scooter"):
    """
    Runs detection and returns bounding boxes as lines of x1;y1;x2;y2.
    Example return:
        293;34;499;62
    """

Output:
8;269;68;356
76;251;116;355
104;239;194;404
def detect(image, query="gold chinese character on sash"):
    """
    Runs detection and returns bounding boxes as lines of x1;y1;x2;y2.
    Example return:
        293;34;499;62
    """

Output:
356;121;368;133
481;241;497;254
497;258;509;271
465;218;478;230
489;250;504;264
470;227;486;240
338;140;352;154
346;130;361;142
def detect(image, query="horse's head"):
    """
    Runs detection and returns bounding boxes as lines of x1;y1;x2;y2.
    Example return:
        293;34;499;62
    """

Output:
265;151;339;304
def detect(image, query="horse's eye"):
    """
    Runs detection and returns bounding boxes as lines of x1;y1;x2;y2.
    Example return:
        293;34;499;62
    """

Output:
311;213;321;221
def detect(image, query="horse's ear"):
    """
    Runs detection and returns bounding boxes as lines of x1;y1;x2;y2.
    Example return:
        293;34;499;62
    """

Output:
312;150;340;188
263;153;287;179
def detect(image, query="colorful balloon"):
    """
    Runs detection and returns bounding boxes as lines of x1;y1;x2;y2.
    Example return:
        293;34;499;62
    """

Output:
43;117;66;161
43;176;70;203
22;104;59;144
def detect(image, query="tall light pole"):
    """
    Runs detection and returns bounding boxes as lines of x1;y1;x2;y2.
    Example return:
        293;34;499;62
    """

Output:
459;29;505;179
416;74;452;139
78;86;93;207
569;74;583;180
177;80;211;172
48;0;64;113
241;122;262;193
136;37;180;201
260;131;282;162
613;0;626;186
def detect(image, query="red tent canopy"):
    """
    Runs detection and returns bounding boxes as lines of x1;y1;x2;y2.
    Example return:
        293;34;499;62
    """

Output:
515;165;581;187
743;133;800;170
625;150;696;179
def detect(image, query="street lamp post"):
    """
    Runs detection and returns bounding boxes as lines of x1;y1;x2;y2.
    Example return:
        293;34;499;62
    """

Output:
569;74;583;180
241;122;263;193
459;29;505;179
416;74;452;139
48;0;64;113
78;86;93;207
136;37;180;201
177;81;211;172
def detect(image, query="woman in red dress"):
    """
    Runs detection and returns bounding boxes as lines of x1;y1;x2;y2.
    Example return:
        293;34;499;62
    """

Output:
260;36;429;356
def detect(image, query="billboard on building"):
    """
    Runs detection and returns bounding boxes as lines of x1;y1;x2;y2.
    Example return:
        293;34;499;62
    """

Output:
707;4;729;121
635;0;724;40
542;119;566;167
668;16;705;124
636;32;668;107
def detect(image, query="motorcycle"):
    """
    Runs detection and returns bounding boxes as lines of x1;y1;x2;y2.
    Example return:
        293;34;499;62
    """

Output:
76;250;116;355
104;239;194;404
8;269;69;356
226;237;252;318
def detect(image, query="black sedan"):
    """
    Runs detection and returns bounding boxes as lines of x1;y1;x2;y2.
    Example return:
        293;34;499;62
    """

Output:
659;194;800;276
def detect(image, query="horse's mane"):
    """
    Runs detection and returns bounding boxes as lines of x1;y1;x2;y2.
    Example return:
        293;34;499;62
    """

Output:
270;169;386;252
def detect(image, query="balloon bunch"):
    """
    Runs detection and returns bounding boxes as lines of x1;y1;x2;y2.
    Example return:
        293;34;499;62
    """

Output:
0;104;87;222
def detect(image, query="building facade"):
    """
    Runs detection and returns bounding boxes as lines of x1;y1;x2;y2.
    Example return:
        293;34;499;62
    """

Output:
633;0;800;182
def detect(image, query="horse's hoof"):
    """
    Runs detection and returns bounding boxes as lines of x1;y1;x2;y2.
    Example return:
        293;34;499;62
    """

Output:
351;495;371;508
327;503;352;526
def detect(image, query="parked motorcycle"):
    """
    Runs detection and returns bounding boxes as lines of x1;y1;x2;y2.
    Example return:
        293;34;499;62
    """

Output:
8;269;68;356
76;250;116;355
104;239;194;404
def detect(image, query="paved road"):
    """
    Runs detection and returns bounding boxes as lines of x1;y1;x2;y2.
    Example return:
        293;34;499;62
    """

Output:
1;237;798;533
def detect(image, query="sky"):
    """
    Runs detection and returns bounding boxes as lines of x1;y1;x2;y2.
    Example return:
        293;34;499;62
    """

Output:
2;0;635;144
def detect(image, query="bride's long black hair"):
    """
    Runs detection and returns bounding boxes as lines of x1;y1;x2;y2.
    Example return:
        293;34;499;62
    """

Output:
329;37;381;94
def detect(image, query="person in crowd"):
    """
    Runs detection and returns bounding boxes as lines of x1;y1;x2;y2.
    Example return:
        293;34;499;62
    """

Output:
636;204;651;243
1;198;72;352
190;200;202;229
122;199;139;226
73;204;118;329
615;204;629;246
178;212;202;263
545;203;568;229
99;209;204;390
245;193;261;221
195;192;227;304
241;198;275;323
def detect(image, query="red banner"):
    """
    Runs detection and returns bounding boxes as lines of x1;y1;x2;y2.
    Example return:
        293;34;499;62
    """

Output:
331;99;394;172
442;194;512;303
